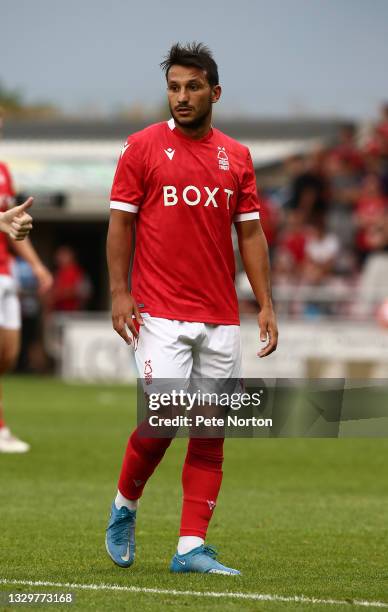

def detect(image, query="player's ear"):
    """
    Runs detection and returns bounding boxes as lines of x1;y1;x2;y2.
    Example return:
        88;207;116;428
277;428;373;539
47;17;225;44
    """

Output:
211;85;222;104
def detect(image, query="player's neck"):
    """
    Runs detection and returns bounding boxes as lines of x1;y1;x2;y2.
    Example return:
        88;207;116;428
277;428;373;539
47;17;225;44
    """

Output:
174;117;212;141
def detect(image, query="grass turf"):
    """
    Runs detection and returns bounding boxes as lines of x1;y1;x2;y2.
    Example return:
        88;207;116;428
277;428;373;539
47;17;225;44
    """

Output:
0;376;387;611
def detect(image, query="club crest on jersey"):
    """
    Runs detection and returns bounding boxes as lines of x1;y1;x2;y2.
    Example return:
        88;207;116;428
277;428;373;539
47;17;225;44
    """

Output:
217;147;229;171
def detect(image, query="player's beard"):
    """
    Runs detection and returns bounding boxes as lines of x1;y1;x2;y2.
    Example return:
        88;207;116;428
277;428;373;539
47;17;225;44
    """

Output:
170;98;212;132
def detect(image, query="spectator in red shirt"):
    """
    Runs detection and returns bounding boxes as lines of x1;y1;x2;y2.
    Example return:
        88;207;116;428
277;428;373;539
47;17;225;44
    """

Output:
331;122;364;173
278;209;307;267
354;173;388;260
364;105;388;162
257;192;280;250
364;127;386;160
376;103;388;145
51;246;91;312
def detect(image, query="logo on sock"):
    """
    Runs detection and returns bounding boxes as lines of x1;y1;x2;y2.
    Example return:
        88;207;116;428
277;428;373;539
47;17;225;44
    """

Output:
133;479;143;487
207;500;216;511
144;360;153;385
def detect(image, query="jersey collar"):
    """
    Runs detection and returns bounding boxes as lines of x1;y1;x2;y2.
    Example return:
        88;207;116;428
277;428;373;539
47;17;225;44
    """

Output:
167;118;213;143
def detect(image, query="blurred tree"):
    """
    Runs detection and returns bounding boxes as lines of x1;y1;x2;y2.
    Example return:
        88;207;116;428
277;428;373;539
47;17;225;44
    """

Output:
155;99;171;120
0;80;60;117
0;81;23;112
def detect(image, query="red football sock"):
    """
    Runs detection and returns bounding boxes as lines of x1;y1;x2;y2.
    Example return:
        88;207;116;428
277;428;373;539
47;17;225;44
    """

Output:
179;437;224;539
118;423;173;500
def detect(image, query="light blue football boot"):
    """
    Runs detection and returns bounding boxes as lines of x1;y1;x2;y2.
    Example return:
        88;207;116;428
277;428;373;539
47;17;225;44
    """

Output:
170;544;241;575
105;502;136;568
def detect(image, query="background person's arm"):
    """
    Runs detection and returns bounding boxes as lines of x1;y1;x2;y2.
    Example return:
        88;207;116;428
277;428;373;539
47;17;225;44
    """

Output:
235;219;278;357
11;236;53;294
106;209;143;344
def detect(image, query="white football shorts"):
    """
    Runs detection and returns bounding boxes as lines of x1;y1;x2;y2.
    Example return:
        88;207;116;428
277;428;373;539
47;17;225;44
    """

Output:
133;316;242;394
0;274;21;330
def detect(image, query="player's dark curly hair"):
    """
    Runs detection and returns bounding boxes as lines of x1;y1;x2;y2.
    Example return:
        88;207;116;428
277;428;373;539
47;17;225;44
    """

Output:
160;42;219;87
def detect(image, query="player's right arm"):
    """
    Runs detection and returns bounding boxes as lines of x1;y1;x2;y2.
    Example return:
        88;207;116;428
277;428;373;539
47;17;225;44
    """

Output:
107;210;143;344
107;137;145;344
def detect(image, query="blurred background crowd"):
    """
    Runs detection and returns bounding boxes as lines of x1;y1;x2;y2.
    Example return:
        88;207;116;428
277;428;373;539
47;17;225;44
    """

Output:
238;103;388;320
3;102;388;375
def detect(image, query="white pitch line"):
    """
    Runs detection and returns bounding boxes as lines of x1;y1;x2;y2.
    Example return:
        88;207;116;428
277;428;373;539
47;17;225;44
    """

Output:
0;579;387;609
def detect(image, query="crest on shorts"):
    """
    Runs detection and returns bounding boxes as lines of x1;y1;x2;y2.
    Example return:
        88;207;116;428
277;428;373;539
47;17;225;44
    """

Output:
144;360;153;385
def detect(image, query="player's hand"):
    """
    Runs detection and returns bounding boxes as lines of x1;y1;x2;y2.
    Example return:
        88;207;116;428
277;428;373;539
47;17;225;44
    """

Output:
111;290;144;345
0;197;33;240
33;264;54;295
257;304;278;358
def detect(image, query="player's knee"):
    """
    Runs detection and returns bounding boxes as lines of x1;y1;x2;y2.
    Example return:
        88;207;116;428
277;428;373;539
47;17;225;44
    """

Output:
130;425;173;459
0;349;18;373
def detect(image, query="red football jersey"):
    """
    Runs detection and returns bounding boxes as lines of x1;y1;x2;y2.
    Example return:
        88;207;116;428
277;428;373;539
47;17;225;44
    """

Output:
110;119;260;325
0;162;15;276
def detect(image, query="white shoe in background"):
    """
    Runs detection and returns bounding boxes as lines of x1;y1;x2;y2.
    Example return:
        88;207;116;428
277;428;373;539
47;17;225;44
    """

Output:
0;427;30;453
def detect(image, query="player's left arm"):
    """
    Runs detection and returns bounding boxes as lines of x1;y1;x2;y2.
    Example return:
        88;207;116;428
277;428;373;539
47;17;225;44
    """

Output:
10;237;53;294
235;219;278;357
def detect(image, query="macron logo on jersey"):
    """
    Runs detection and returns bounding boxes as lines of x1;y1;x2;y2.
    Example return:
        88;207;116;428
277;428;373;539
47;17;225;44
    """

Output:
164;148;175;160
163;185;234;209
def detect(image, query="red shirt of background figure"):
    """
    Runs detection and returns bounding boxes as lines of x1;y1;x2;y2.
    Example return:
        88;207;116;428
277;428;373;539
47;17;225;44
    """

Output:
52;247;89;312
110;120;261;325
0;162;15;276
331;145;364;173
257;195;279;247
52;265;84;311
355;174;388;252
278;210;307;264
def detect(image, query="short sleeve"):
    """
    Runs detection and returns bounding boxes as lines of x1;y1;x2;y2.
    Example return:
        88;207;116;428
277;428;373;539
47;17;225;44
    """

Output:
0;163;16;211
233;149;261;222
110;139;145;214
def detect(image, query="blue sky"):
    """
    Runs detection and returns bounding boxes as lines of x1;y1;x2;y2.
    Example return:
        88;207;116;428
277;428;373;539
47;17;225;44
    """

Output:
1;0;387;119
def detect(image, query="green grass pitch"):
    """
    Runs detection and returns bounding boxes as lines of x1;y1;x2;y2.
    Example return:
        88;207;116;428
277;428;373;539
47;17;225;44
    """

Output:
0;376;387;611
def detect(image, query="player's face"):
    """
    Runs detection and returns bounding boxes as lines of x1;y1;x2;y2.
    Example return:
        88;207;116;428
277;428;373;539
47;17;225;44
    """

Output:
167;65;221;129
